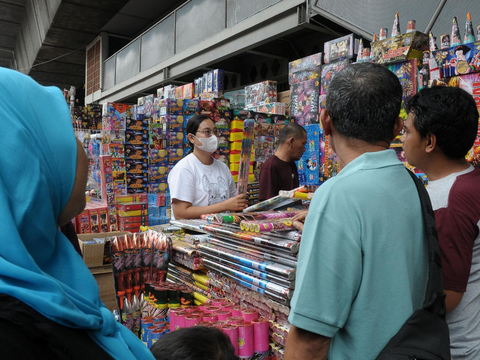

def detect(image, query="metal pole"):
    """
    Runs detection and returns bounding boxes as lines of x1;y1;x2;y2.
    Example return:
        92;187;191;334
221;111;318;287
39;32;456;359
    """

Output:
425;0;448;33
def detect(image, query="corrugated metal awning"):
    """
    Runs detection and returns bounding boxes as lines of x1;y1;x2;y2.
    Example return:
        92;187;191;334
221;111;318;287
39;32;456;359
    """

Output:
310;0;480;42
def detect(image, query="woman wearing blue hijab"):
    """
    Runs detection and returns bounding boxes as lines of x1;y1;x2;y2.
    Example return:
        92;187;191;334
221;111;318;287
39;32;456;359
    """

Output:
0;68;154;360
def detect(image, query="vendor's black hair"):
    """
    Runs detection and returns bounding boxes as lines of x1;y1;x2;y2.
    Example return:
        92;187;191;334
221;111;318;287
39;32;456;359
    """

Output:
149;326;237;360
406;86;478;159
325;62;402;144
185;114;214;155
277;123;306;145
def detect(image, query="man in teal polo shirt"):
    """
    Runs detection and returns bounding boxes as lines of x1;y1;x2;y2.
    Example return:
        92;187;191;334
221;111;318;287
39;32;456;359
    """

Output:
285;63;428;360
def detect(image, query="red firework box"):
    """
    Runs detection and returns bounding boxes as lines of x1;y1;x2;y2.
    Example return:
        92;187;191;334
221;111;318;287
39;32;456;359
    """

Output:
199;100;214;115
116;202;148;212
76;209;91;234
118;222;144;232
99;155;115;206
118;215;148;225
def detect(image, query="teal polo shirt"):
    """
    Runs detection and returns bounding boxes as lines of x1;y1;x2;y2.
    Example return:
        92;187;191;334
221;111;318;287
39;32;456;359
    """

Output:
289;150;428;359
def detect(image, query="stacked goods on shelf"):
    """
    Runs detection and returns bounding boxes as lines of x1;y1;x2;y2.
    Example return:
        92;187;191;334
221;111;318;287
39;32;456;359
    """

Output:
109;231;175;347
148;193;171;226
72;104;103;130
245;80;278;111
117;202;148;233
170;234;204;271
193;68;225;100
170;215;301;358
115;194;149;232
98;154;119;231
167;263;211;305
236;119;255;196
289;53;322;126
212;99;231;166
182;99;200;148
288;53;324;186
125;109;149;194
158;98;184;186
230;116;254;183
102;103;134;196
246;182;260;206
296;123;326;185
76;201;111;234
321;37;360;180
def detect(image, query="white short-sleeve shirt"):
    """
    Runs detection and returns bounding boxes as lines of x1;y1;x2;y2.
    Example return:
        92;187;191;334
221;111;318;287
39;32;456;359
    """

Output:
167;153;236;220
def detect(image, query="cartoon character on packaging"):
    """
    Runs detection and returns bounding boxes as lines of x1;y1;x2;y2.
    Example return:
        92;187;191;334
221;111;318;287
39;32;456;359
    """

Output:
454;45;472;75
307;159;317;171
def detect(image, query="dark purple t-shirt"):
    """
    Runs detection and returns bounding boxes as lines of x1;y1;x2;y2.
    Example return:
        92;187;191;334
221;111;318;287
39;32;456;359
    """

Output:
258;155;299;201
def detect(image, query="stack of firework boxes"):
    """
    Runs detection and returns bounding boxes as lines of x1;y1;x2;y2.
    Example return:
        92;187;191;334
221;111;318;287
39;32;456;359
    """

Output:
78;102;137;235
288;52;325;186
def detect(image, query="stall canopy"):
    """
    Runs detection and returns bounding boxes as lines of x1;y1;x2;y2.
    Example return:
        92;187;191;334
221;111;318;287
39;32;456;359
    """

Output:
310;0;480;42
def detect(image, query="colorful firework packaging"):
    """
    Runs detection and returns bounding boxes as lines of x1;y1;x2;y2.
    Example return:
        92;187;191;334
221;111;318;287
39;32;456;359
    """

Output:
236;119;255;196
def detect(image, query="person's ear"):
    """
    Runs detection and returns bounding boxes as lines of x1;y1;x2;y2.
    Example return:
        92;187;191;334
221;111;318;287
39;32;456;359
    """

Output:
425;133;437;153
320;109;332;136
393;117;404;138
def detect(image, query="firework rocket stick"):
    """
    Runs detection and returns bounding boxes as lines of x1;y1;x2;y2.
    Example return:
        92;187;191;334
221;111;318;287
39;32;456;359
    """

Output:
236;119;255;196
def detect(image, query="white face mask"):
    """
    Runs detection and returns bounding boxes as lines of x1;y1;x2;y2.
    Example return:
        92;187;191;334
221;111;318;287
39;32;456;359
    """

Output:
192;134;218;153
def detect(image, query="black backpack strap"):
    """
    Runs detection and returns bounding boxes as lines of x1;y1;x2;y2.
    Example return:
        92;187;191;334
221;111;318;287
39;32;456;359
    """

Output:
406;169;446;318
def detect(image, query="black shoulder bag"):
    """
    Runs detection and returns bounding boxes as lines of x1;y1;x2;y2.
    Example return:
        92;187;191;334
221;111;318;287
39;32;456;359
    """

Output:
375;170;451;360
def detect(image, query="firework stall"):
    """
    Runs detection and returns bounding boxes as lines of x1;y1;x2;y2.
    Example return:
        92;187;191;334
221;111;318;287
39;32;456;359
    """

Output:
71;9;480;359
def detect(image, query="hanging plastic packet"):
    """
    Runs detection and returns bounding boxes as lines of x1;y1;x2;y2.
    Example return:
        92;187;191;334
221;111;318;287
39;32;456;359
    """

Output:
451;16;462;47
464;13;475;43
406;20;416;33
392;12;400;37
477;25;480;41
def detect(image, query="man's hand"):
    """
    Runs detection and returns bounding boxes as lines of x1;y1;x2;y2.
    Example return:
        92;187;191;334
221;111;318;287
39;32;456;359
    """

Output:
292;210;308;232
284;325;331;360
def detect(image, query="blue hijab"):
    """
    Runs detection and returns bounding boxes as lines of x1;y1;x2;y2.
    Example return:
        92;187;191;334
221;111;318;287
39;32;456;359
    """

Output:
0;68;154;360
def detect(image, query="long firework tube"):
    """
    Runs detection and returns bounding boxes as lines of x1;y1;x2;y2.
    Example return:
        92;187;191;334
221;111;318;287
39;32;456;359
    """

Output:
208;232;297;263
236;119;255;196
240;219;295;233
201;258;291;298
198;242;295;280
201;223;299;253
207;236;298;269
206;265;290;304
204;211;300;224
201;252;293;289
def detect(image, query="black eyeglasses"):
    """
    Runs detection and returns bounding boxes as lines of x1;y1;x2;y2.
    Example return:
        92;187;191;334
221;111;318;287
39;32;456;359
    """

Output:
197;128;220;137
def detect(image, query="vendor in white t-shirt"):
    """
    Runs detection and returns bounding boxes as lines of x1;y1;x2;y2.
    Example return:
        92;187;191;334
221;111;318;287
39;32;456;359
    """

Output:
168;115;248;220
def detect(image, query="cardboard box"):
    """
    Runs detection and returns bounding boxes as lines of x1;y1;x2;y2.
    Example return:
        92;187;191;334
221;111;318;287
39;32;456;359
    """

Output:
277;91;291;115
77;231;130;268
90;265;118;312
